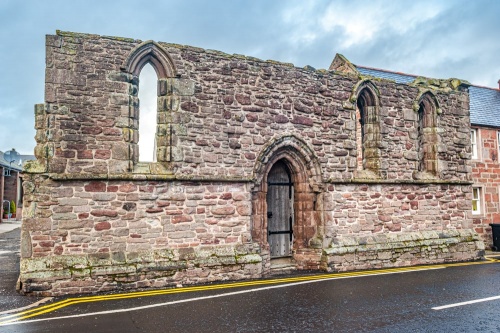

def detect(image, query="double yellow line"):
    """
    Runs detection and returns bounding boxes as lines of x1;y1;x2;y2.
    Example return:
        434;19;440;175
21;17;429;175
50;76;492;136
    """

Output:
485;254;500;263
0;260;496;326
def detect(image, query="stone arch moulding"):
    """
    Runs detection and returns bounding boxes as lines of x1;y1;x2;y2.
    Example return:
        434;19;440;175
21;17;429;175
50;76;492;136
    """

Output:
121;40;177;79
349;79;381;106
414;90;441;114
252;134;323;191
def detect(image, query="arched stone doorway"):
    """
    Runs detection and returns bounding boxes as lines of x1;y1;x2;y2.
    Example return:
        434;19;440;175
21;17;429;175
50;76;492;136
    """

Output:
251;135;324;272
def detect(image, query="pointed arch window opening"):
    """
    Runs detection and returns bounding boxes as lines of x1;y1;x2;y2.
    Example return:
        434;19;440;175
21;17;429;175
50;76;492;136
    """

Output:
122;41;177;167
355;103;365;170
417;94;439;175
356;87;379;172
138;63;158;163
417;103;425;172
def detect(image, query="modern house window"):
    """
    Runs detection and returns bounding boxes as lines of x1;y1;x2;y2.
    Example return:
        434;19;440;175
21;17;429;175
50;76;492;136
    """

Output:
472;187;482;215
471;129;478;159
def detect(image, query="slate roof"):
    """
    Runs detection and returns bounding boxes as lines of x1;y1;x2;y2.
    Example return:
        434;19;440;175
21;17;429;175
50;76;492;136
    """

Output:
356;65;500;128
0;151;35;171
357;66;416;84
469;86;500;127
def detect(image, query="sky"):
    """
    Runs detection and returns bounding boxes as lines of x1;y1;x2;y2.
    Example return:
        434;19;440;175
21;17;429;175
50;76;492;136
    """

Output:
0;0;499;156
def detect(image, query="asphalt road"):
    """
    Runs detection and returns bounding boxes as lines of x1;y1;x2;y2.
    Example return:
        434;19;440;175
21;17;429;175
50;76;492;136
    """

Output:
1;258;500;333
0;228;46;314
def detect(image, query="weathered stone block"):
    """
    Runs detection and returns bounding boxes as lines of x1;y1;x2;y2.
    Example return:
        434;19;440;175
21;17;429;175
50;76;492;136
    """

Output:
94;221;112;231
168;231;196;239
211;206;236;215
90;209;118;217
92;193;117;201
84;182;107;192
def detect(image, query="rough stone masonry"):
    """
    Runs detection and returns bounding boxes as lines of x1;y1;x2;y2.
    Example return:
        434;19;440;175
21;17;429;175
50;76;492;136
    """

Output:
19;30;484;296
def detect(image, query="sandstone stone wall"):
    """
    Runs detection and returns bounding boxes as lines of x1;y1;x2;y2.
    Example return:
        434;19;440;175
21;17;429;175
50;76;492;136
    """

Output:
34;31;471;181
325;183;473;238
24;180;253;256
19;31;482;296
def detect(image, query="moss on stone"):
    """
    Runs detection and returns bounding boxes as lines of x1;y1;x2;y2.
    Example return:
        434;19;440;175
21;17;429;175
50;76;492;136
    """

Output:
206;49;231;57
410;76;471;92
266;59;294;67
102;35;138;43
23;160;46;173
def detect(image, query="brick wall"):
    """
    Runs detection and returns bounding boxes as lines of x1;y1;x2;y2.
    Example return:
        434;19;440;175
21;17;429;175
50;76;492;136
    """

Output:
3;172;17;201
471;127;500;247
2;170;19;213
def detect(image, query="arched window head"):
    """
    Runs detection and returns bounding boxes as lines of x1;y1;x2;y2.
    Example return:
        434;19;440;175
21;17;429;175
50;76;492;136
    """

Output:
122;40;176;79
418;93;438;128
357;87;377;109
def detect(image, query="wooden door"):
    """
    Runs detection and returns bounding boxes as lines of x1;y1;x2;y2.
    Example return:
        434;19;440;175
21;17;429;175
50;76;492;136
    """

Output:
267;161;294;258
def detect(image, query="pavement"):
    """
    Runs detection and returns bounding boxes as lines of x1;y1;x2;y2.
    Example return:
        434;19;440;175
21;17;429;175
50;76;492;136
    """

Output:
0;219;43;314
0;218;22;234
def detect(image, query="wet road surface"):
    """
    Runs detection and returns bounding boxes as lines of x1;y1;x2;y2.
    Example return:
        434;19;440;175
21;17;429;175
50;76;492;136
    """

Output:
0;228;48;315
1;259;500;332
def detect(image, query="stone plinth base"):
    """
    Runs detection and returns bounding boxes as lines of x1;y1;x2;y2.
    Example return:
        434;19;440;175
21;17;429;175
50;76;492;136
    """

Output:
321;230;485;272
18;244;262;296
18;229;485;296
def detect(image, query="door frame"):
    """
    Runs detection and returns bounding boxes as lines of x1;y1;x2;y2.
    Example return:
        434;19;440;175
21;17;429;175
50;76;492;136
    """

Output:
251;136;323;269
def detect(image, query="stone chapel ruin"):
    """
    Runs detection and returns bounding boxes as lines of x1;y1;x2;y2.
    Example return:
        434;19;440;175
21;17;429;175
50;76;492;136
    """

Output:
19;31;484;295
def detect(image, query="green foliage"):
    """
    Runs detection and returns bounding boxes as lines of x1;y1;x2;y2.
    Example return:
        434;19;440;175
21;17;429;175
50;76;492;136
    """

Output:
10;200;16;214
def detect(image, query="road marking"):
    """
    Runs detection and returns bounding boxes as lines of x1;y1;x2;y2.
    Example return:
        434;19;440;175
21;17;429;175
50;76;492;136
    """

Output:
0;265;444;326
3;265;441;323
0;297;53;316
484;255;500;262
432;295;500;310
0;259;496;326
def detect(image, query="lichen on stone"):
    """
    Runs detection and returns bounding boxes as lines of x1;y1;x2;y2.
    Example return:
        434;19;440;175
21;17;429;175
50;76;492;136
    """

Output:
410;76;471;92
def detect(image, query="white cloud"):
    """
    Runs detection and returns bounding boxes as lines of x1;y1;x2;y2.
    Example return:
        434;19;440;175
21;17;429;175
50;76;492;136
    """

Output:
320;4;381;48
281;2;323;45
281;1;447;49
